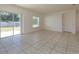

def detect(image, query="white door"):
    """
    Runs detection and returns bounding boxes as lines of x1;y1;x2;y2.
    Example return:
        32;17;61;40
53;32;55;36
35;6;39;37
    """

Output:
62;13;72;32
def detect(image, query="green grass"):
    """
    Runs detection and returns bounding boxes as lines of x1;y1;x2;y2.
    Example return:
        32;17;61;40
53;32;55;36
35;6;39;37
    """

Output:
1;27;20;32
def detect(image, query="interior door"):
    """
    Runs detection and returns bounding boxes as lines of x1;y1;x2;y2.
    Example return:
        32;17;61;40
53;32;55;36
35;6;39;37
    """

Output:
62;13;72;32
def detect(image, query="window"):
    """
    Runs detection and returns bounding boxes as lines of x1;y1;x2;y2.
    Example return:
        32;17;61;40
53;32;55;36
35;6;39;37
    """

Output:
32;16;39;28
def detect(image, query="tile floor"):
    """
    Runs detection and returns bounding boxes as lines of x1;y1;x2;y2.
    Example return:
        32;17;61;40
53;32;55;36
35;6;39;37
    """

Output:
0;30;79;54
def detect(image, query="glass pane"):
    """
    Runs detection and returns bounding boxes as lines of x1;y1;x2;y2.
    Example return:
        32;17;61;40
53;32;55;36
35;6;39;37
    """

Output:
14;14;21;35
32;16;39;28
0;11;13;38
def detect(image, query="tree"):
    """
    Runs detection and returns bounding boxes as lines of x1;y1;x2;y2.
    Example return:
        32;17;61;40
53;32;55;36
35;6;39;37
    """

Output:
14;14;19;22
0;13;13;22
0;12;20;22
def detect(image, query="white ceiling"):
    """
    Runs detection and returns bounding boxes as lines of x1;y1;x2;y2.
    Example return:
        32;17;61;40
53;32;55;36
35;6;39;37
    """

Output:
16;4;79;14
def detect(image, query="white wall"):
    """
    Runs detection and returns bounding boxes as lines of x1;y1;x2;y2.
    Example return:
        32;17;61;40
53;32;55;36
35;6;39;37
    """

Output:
44;9;76;33
0;4;43;34
44;12;62;32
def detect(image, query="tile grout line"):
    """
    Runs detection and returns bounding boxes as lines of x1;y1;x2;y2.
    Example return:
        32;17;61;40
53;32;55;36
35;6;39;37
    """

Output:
49;33;65;54
49;33;69;54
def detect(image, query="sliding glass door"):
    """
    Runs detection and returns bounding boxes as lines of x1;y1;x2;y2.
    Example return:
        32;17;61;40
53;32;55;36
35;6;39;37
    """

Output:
0;11;21;38
0;12;13;38
14;14;21;35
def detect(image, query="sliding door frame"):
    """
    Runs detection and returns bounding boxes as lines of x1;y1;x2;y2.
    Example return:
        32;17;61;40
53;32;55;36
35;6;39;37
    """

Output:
0;11;1;39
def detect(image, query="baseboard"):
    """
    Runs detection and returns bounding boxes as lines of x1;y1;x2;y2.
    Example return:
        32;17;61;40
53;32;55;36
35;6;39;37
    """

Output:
21;29;45;35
